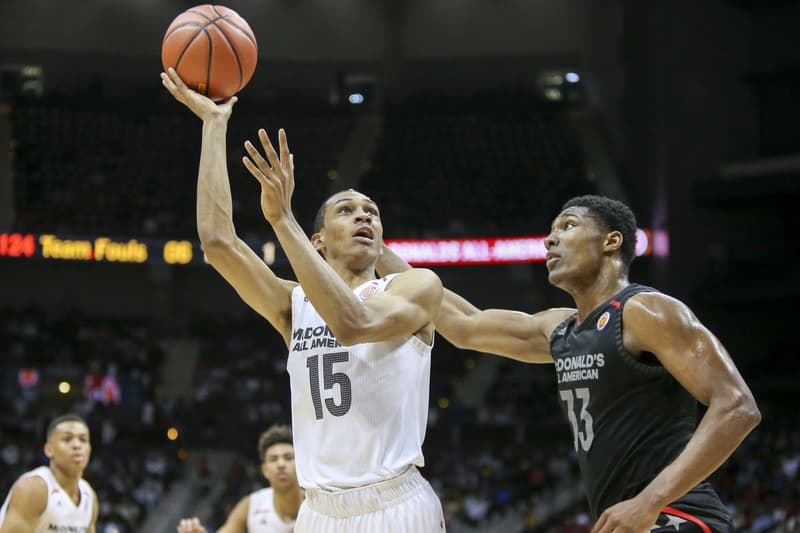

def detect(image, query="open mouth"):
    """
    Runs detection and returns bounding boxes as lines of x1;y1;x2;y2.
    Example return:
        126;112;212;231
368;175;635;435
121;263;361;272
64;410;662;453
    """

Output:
353;227;374;242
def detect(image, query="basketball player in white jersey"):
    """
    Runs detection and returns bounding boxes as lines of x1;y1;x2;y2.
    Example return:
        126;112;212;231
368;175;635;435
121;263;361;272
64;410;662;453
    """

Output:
0;414;98;533
177;424;302;533
162;68;446;532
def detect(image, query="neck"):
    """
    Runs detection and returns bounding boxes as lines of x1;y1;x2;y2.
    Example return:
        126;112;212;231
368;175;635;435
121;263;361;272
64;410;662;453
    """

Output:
567;269;629;320
49;464;81;500
273;485;304;520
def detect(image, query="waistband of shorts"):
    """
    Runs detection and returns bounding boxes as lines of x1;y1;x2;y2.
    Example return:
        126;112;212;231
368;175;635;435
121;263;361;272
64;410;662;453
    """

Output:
303;466;427;518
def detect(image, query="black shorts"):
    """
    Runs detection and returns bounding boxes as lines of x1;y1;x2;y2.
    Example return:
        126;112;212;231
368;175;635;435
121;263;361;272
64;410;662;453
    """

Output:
650;505;733;533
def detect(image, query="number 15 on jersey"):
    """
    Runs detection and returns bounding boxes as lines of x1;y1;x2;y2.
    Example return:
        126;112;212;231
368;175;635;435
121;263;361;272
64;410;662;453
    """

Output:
306;352;353;419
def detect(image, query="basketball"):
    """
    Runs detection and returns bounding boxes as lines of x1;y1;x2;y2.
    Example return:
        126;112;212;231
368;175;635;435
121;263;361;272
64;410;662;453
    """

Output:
161;5;257;101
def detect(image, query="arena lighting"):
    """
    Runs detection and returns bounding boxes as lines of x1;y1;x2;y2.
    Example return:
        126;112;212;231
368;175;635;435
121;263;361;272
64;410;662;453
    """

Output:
348;93;364;104
565;72;580;83
0;229;652;267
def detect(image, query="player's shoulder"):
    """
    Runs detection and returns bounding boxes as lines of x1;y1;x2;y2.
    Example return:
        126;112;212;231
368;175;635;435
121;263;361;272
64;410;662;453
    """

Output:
625;290;696;328
538;307;577;326
8;474;48;513
526;307;576;343
385;268;442;295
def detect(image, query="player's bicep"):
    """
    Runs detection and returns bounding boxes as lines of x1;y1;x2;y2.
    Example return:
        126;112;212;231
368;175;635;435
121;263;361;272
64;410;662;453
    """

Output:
204;238;296;340
0;478;47;533
359;269;442;340
625;294;748;406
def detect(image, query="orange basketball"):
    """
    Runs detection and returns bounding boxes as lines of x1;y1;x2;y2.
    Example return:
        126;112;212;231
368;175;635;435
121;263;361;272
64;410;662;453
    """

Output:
161;5;257;101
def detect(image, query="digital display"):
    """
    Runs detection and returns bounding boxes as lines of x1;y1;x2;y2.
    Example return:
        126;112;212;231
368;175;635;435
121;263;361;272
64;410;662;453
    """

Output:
0;229;652;267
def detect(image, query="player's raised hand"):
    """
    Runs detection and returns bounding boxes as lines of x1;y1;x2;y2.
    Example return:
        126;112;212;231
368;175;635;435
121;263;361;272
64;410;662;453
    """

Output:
177;517;207;533
242;128;295;224
160;68;237;122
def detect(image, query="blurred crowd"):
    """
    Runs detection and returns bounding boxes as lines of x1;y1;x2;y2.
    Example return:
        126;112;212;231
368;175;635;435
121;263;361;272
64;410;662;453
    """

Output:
3;308;794;533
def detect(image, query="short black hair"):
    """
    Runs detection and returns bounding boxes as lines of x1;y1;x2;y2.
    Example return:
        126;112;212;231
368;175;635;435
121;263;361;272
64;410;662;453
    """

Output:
313;197;330;234
258;424;293;463
46;414;88;439
561;195;638;266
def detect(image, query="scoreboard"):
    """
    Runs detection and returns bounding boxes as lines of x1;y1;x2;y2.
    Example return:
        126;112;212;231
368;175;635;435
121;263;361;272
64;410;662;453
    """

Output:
0;230;653;267
0;232;204;265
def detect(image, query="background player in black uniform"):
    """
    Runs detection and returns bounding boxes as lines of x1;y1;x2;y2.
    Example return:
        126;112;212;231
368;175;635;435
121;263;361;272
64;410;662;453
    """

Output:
378;195;760;533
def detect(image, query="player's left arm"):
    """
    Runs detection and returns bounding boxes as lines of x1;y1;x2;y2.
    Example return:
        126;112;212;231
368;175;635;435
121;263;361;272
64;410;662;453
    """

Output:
593;291;761;533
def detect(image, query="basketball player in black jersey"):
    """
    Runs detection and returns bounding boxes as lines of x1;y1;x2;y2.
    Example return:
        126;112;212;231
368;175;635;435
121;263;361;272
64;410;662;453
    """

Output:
378;195;760;533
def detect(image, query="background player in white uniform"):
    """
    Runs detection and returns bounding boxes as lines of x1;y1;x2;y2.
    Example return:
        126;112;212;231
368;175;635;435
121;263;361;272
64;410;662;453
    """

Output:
161;68;445;532
0;414;98;533
177;424;302;533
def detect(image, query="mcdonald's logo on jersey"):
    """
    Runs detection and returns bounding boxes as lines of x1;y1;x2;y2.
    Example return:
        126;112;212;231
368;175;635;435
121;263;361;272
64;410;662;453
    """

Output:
597;311;611;331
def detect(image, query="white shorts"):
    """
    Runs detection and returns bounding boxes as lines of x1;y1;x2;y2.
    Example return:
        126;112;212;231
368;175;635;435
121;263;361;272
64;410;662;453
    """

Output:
295;466;445;533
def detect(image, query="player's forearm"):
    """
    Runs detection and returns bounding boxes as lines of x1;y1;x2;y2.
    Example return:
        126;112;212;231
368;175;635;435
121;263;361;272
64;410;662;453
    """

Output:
638;393;760;509
196;117;237;246
271;216;368;343
434;289;481;347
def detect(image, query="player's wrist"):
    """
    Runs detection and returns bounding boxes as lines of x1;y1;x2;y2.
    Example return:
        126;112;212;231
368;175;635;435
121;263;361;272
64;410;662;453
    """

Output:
202;111;230;126
637;483;671;511
268;211;298;231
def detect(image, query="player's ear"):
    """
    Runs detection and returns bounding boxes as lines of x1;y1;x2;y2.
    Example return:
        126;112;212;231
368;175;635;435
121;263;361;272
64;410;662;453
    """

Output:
312;231;324;252
43;441;53;459
604;230;623;254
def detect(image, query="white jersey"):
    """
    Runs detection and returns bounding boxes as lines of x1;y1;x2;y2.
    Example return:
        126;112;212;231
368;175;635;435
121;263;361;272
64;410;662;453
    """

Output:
247;487;296;532
287;275;433;491
0;466;94;533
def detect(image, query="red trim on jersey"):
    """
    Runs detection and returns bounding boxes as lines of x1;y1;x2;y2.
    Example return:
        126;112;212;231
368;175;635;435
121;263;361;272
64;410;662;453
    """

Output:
610;299;621;308
662;506;712;533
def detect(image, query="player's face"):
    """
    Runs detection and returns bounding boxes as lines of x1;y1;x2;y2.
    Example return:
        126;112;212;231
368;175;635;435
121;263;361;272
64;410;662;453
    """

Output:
261;443;297;491
544;207;608;288
45;422;91;476
316;191;383;261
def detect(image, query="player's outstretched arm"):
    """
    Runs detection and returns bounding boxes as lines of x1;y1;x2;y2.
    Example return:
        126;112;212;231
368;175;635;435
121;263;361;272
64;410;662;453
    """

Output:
377;246;568;362
592;292;761;533
439;290;572;364
0;477;47;533
161;69;295;343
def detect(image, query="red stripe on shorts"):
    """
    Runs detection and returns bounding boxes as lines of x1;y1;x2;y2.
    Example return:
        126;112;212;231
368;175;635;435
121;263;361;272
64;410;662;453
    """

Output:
662;506;712;533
